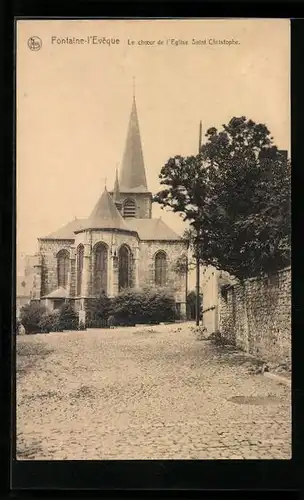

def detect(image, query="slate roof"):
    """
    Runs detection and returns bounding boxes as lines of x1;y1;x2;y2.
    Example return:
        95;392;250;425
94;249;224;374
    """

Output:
78;188;132;233
42;287;69;299
119;96;148;193
126;218;183;241
41;218;86;240
113;168;120;201
40;215;183;242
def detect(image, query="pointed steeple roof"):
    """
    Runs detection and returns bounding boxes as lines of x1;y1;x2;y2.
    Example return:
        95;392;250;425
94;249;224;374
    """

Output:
79;187;130;232
113;168;120;201
113;168;122;212
119;95;148;193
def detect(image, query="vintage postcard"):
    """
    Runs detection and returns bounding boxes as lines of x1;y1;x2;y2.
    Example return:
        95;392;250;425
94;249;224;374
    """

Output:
16;19;291;461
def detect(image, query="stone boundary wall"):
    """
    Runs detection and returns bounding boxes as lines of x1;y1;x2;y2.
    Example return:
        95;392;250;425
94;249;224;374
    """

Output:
218;267;291;363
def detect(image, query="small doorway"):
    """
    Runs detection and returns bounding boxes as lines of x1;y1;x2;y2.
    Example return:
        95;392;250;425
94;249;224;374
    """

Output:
53;299;64;310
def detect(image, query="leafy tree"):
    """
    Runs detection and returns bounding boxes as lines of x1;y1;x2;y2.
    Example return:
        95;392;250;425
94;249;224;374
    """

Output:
154;117;291;280
171;253;195;275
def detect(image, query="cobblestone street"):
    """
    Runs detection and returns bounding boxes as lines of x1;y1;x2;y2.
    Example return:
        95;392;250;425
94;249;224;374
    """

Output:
16;323;291;460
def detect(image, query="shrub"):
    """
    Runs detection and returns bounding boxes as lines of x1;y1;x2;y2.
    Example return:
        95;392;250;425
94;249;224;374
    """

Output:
85;293;111;328
50;310;62;331
107;314;116;328
209;330;229;345
38;310;62;334
78;320;86;331
16;319;21;335
111;288;142;325
58;302;78;331
85;318;108;329
20;302;47;334
142;287;176;324
38;312;53;333
110;287;176;325
191;325;208;341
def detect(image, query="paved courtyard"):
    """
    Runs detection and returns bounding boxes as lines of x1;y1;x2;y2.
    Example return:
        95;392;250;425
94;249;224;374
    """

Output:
16;323;291;460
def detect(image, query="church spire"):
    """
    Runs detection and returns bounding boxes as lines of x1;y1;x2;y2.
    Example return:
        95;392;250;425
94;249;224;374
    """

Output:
113;167;122;212
113;167;120;201
119;89;148;193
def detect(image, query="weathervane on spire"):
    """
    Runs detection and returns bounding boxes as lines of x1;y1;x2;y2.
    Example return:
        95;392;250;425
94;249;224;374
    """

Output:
132;76;136;99
101;176;107;189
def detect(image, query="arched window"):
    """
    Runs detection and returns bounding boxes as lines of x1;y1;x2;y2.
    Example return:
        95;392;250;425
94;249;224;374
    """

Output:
123;198;136;218
93;243;108;296
57;249;69;288
155;251;167;286
118;245;131;291
76;244;84;296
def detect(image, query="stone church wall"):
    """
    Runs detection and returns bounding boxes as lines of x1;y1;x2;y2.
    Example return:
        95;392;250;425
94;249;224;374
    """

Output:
138;240;188;303
38;239;74;297
37;233;188;306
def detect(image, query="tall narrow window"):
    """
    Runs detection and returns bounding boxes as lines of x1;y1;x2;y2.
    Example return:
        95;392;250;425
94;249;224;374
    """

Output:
93;243;108;296
76;244;84;296
123;199;136;218
118;245;131;291
155;251;167;286
57;249;69;288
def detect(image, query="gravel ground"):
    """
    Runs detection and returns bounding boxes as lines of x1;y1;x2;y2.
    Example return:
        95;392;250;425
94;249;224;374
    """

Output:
16;323;291;460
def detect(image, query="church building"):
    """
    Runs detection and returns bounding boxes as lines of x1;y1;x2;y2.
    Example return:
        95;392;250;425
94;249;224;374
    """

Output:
29;94;189;319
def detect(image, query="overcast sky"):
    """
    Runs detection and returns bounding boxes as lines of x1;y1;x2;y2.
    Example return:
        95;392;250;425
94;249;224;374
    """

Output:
16;19;290;277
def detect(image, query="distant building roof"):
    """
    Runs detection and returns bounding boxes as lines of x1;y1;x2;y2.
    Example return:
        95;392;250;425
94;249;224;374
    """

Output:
126;218;183;241
42;287;69;299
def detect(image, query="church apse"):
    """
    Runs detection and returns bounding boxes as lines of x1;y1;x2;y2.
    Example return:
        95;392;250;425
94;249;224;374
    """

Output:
32;92;188;317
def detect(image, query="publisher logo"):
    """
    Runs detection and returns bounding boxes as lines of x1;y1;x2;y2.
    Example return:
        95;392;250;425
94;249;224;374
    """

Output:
27;36;42;51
